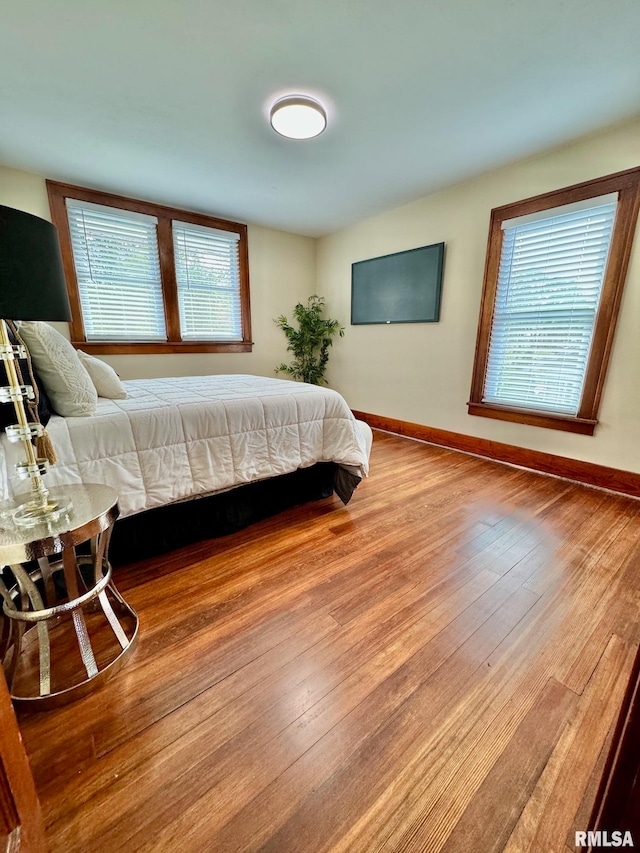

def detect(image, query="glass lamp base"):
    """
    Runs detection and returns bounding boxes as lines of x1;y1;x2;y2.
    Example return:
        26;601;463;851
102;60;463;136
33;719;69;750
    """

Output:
12;494;73;528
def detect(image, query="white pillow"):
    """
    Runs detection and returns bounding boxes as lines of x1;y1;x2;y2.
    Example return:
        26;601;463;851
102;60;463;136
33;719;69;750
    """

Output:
17;322;98;417
77;350;127;400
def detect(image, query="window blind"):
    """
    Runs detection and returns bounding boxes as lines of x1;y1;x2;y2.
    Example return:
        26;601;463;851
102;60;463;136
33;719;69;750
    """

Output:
483;199;617;416
66;199;167;342
172;221;242;341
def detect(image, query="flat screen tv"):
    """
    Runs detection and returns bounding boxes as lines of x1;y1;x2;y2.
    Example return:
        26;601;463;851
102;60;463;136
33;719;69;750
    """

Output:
351;242;445;325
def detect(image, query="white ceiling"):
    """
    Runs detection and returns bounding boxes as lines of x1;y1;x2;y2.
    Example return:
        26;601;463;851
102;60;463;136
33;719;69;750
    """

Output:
1;0;639;237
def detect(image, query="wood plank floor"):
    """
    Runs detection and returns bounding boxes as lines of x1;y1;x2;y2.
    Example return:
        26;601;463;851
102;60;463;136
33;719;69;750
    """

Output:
16;430;640;852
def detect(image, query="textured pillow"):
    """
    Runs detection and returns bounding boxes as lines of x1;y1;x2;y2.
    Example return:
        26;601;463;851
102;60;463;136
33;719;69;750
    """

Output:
17;322;97;417
77;350;127;399
0;322;52;432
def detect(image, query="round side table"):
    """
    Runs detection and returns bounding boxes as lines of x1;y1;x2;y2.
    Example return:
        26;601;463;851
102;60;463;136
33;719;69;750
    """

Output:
0;483;138;709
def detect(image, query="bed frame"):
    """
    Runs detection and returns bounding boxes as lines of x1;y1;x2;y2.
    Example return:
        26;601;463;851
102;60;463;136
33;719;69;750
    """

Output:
108;462;337;566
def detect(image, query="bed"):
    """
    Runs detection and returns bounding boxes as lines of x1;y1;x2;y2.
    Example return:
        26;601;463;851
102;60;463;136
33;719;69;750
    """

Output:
0;373;372;563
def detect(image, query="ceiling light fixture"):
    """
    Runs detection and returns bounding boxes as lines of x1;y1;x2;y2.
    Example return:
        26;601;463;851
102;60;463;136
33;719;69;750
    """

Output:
269;95;327;140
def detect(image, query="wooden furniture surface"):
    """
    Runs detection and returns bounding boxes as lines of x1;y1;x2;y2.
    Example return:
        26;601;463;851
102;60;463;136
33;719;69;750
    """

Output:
0;667;46;851
15;432;640;852
589;640;640;842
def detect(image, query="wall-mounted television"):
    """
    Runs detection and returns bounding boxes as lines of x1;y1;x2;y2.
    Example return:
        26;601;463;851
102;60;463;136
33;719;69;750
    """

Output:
351;242;445;325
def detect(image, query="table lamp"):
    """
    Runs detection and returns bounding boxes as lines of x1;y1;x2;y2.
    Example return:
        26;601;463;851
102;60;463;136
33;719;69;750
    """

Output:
0;205;73;526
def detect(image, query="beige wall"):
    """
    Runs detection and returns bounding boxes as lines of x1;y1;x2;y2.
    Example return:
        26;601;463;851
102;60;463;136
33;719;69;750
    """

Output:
0;165;316;380
3;117;640;473
317;118;640;473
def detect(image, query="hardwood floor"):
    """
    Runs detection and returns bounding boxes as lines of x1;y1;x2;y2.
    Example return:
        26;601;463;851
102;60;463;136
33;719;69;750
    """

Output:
16;430;640;852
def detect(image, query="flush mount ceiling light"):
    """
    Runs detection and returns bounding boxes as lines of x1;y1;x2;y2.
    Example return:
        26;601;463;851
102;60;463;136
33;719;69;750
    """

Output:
269;95;327;140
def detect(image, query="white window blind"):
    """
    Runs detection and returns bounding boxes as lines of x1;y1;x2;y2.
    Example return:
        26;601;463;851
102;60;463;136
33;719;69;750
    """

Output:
172;221;242;341
483;198;617;416
66;199;167;342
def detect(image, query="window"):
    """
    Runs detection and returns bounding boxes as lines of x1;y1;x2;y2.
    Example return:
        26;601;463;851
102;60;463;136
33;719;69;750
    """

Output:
66;200;167;342
172;221;242;342
47;181;252;354
468;168;640;434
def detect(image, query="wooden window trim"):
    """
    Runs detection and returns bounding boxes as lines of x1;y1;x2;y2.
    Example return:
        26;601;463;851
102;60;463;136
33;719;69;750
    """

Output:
47;180;253;354
468;166;640;434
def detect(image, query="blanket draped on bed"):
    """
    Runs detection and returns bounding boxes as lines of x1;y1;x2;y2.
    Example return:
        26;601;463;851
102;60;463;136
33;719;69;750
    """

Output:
0;375;370;518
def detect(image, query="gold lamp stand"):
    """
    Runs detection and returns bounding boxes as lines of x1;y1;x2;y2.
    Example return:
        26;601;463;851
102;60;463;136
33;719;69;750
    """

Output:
0;320;71;527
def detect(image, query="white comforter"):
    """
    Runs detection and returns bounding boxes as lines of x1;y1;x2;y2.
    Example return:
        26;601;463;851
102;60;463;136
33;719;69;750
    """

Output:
0;375;371;518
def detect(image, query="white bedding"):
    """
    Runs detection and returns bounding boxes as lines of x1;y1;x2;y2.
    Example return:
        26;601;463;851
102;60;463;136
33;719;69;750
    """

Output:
0;375;371;518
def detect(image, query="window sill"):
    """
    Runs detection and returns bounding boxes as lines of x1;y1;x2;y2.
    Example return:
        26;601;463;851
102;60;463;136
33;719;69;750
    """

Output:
467;401;597;435
72;341;253;355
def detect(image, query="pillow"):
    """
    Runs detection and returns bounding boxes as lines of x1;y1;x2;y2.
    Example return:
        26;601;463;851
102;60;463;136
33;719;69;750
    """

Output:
0;322;52;432
77;350;127;399
17;322;97;417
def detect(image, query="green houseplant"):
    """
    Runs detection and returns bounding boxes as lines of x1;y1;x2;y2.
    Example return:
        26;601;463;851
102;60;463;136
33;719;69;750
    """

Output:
275;295;344;385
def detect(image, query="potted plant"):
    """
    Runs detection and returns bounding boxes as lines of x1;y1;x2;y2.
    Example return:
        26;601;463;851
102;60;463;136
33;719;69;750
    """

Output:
275;295;344;385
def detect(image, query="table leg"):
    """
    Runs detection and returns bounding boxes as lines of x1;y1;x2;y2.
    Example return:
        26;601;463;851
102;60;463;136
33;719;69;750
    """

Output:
90;528;129;650
97;590;129;650
37;557;56;607
0;577;23;689
62;549;98;680
6;565;51;697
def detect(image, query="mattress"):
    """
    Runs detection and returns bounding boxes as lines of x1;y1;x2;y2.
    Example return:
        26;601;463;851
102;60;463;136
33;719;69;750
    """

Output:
0;375;371;518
